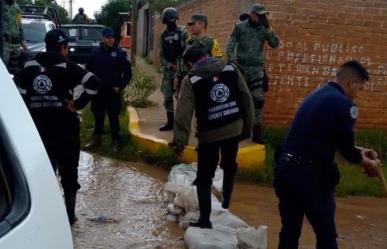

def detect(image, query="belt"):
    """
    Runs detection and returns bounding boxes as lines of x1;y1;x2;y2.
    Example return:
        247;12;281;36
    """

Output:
278;152;320;168
3;34;21;44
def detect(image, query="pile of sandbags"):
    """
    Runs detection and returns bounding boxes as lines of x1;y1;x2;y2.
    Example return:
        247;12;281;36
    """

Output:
164;164;268;249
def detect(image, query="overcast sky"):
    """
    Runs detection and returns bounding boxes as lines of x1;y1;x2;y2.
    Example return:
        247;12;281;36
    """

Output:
59;0;108;19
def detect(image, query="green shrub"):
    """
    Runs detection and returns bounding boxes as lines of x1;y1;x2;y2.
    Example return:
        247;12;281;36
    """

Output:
124;69;157;108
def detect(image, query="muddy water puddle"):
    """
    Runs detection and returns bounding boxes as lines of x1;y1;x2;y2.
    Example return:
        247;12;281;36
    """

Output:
73;152;387;249
73;152;184;249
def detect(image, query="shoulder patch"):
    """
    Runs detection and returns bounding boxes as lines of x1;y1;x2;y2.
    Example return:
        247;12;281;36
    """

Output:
223;65;235;72
349;106;358;119
54;62;67;68
24;60;41;68
190;75;202;84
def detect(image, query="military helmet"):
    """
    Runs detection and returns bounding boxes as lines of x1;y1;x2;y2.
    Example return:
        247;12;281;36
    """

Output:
162;7;178;24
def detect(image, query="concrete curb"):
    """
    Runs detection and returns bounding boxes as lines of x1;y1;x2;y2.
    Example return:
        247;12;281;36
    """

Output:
128;107;266;168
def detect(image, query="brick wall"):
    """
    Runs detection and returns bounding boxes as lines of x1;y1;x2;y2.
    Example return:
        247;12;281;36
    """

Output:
152;0;387;129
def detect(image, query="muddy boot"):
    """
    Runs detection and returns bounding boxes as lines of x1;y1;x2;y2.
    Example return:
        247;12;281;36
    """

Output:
189;185;212;229
83;135;101;150
159;112;174;131
222;174;235;209
64;191;78;225
252;125;266;145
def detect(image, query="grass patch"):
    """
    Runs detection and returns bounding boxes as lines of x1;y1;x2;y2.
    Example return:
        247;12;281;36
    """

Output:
124;69;157;108
80;104;136;161
256;127;387;197
80;104;176;169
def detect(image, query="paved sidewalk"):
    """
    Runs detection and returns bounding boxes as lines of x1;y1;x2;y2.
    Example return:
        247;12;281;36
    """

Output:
135;56;253;147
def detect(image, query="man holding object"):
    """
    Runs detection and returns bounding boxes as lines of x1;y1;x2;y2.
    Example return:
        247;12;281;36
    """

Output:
274;60;381;249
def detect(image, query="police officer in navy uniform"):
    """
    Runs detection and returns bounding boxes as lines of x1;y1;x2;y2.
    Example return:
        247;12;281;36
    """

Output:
17;29;100;225
170;46;254;229
274;61;381;249
84;27;132;152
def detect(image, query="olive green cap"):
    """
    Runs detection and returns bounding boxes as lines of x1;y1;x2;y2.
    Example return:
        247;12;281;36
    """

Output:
187;14;208;25
251;3;268;15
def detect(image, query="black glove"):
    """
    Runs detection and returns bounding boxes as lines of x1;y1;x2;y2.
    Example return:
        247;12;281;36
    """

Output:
260;15;270;30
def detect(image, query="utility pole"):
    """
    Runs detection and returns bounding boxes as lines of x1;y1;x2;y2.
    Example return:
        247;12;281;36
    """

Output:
130;0;138;66
69;0;73;19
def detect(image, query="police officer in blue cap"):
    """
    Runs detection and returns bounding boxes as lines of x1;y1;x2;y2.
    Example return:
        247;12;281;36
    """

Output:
84;27;132;152
274;60;381;249
17;29;100;225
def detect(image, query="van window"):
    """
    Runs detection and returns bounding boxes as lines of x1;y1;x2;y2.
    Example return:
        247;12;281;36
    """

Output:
0;122;30;238
0;165;11;221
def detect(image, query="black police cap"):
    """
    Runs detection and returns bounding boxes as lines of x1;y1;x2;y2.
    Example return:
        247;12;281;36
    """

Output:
45;29;69;51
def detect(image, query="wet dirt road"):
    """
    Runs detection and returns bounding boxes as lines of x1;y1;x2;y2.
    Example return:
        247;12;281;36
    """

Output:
73;152;184;249
73;152;387;249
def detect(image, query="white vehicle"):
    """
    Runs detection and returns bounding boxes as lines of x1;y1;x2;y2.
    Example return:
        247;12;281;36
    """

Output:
22;17;56;60
0;60;73;248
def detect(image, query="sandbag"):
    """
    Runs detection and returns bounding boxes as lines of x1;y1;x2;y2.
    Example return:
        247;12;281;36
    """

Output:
185;227;239;249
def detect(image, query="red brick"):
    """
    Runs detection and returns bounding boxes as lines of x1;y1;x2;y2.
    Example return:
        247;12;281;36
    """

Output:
151;0;387;129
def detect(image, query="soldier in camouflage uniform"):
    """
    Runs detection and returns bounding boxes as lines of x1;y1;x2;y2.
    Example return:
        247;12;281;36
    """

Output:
72;8;90;24
226;3;279;144
186;14;223;59
158;7;189;131
1;0;27;74
174;14;223;94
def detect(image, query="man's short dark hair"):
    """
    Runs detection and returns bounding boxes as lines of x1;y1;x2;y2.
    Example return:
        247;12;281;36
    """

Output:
337;60;369;82
183;46;207;64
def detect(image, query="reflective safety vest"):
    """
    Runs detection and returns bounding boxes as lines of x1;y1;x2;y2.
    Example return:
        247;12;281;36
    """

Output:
189;64;242;131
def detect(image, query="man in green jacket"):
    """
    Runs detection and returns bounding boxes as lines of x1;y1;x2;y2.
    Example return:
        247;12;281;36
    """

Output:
1;0;27;73
170;46;254;229
226;3;279;144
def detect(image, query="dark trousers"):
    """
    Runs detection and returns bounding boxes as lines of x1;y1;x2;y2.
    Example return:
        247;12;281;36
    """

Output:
274;160;338;249
194;136;240;186
193;136;239;222
91;92;122;140
44;137;81;193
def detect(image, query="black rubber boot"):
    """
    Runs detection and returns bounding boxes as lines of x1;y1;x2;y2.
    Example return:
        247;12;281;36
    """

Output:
252;125;266;145
222;174;235;209
159;112;174;131
189;185;212;229
83;135;101;150
64;191;78;225
112;138;121;152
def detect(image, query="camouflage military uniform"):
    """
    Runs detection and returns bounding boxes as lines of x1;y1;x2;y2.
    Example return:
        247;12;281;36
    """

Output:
72;13;90;24
159;26;189;113
187;35;223;58
2;2;24;72
226;19;279;127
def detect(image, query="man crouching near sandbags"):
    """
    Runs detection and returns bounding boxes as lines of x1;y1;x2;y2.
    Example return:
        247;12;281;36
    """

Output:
169;46;254;229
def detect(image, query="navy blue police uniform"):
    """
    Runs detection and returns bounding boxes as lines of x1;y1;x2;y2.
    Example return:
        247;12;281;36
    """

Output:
274;82;362;249
86;31;132;142
17;29;100;224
